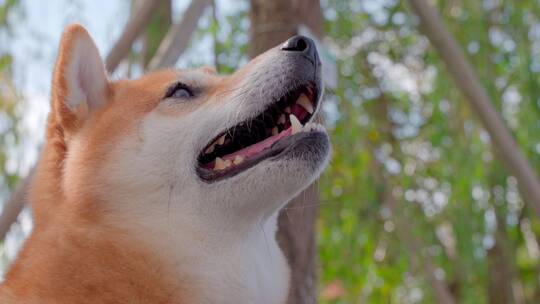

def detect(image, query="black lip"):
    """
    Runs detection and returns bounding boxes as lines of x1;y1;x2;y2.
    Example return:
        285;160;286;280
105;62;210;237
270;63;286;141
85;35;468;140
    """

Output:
197;131;328;182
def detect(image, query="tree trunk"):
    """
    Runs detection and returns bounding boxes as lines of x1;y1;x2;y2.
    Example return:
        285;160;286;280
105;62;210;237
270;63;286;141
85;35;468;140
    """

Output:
487;170;518;304
249;1;322;303
487;240;514;304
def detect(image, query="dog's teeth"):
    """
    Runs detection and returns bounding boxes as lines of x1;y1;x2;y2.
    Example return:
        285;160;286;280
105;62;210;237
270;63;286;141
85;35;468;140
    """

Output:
296;94;314;114
285;107;291;114
278;114;286;124
214;157;231;170
233;155;245;165
217;135;226;145
290;114;302;134
205;144;215;154
272;127;279;135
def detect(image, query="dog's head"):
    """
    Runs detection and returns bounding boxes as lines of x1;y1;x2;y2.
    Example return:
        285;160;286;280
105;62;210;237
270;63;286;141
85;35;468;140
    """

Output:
36;24;330;233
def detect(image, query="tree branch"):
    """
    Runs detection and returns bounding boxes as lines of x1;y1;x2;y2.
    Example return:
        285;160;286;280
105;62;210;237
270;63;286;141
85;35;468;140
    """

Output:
0;169;34;241
407;0;540;213
105;0;164;72
148;0;211;70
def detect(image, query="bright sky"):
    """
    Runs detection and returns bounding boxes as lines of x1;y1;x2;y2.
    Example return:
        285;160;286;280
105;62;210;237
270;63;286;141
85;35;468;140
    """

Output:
9;0;242;94
11;1;127;94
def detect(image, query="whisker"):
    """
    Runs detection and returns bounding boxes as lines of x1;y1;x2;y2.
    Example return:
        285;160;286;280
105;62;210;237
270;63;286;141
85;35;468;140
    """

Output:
258;219;274;265
283;200;334;210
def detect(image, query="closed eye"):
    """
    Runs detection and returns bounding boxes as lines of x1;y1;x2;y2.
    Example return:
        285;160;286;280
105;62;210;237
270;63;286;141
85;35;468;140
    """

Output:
164;82;194;100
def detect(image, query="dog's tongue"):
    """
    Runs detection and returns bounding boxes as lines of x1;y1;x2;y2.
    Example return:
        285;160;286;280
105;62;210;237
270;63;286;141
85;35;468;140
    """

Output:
222;128;292;161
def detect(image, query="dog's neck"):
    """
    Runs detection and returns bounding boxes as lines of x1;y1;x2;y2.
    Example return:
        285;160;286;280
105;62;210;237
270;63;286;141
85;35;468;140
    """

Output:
117;197;291;304
182;214;288;304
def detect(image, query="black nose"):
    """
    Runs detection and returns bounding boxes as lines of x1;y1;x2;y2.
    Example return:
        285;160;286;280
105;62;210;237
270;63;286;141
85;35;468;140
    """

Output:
281;35;319;64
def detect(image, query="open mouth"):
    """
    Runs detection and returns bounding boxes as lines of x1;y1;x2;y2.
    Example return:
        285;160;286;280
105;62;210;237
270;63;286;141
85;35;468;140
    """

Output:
197;83;322;182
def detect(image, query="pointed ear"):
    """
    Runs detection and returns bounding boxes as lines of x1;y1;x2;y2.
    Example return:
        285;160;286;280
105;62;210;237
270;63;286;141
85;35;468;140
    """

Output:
52;24;110;132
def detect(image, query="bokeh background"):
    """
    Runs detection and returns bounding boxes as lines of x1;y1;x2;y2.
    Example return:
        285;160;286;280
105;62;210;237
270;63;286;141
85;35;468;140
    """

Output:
2;0;540;303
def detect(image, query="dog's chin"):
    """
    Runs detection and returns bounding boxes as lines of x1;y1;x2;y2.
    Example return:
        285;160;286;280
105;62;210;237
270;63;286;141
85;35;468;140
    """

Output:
268;130;330;193
204;130;330;212
271;131;330;170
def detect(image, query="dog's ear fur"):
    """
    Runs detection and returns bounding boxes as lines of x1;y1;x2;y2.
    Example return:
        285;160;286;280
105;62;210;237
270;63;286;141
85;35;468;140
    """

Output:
51;24;110;132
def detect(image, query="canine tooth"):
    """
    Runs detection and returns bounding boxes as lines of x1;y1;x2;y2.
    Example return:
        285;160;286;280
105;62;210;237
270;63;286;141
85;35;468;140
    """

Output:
217;135;226;145
272;127;279;135
278;114;286;124
297;94;314;114
214;157;232;170
290;114;302;134
285;107;291;114
205;144;215;154
233;155;245;165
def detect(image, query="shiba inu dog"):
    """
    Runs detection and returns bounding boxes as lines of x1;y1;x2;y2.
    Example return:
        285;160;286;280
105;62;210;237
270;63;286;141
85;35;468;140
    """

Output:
0;24;329;303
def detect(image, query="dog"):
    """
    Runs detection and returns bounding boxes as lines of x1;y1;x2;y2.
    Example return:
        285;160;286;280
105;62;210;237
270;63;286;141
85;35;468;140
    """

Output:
0;24;330;303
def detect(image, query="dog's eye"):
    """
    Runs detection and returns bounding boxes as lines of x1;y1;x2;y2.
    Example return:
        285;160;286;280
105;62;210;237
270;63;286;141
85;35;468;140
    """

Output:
164;82;194;100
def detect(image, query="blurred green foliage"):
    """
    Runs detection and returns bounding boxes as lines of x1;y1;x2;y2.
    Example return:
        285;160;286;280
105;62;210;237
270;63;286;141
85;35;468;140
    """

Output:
0;0;21;272
317;0;540;303
0;0;17;27
0;0;20;191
